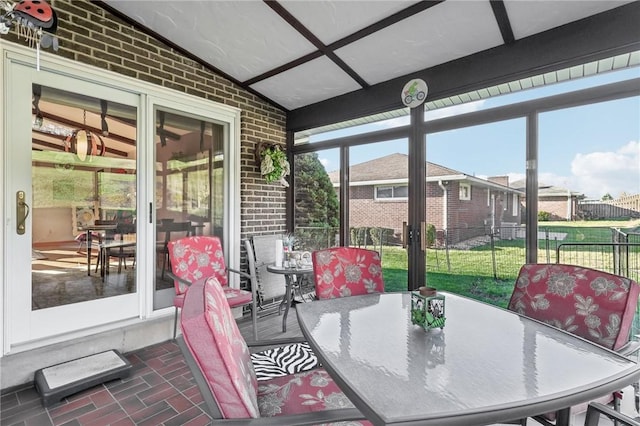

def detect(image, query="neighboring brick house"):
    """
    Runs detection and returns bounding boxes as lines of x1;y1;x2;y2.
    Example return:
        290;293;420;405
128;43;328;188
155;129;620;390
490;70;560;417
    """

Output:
511;180;584;221
329;153;523;244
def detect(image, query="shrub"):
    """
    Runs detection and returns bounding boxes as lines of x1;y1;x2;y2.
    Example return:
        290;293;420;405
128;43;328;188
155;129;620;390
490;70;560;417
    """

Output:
425;223;436;247
538;211;551;221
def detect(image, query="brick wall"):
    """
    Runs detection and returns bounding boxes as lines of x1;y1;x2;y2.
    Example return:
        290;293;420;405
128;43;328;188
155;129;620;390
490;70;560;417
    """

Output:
539;197;571;220
3;0;288;238
426;182;445;229
350;181;511;244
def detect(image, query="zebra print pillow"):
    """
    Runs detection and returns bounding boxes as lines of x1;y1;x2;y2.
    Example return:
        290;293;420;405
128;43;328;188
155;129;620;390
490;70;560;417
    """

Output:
251;342;319;381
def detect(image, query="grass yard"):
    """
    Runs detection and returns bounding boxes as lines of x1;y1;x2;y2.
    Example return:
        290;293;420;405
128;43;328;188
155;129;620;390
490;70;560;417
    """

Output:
380;245;516;308
379;219;640;308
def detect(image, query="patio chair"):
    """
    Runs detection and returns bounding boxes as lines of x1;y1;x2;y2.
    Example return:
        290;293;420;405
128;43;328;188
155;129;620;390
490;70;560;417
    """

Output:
585;402;640;426
246;234;286;305
93;220;117;273
176;276;370;425
167;236;258;341
102;222;137;275
508;263;640;426
157;221;192;279
312;246;385;299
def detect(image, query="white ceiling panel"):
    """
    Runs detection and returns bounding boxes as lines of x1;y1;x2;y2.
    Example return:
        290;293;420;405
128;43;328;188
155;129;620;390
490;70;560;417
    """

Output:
103;0;316;81
251;56;362;110
100;1;639;114
280;0;420;45
335;1;503;85
505;0;635;40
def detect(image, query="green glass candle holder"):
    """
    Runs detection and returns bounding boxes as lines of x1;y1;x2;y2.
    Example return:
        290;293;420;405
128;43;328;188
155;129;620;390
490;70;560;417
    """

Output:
411;287;446;330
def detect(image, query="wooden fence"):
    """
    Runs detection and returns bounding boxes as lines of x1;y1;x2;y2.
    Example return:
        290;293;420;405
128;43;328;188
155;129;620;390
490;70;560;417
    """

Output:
579;194;640;219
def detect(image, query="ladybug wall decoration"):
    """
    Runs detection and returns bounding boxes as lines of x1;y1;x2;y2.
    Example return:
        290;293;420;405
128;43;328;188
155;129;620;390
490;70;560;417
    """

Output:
0;0;59;55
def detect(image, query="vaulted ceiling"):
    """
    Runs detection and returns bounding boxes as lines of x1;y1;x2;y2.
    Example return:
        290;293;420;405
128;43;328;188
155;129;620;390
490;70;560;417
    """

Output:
99;1;640;131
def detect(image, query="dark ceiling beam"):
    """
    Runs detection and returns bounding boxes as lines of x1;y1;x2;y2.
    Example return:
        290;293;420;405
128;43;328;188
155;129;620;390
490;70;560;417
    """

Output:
329;1;444;51
34;110;137;146
262;1;368;88
93;0;288;112
287;2;640;132
247;1;444;88
32;138;64;152
490;1;515;44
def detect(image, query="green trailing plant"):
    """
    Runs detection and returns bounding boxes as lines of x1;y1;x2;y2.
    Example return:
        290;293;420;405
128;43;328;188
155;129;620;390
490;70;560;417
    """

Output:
260;145;290;186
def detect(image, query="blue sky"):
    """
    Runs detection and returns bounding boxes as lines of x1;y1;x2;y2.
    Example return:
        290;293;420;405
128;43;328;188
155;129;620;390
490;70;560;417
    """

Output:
313;67;640;199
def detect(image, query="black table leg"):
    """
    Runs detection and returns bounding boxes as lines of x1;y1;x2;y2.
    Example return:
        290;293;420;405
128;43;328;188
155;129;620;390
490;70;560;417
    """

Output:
282;274;295;333
86;230;92;276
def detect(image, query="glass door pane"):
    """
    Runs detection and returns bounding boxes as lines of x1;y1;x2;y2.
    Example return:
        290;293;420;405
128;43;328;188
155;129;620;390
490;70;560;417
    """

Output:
31;85;138;309
153;109;225;309
349;141;409;292
426;118;525;306
293;149;340;250
539;96;640;282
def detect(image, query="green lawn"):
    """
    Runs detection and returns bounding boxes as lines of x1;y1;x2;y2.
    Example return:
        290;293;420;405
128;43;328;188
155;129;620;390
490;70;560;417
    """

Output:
378;219;640;308
539;218;640;243
380;245;516;308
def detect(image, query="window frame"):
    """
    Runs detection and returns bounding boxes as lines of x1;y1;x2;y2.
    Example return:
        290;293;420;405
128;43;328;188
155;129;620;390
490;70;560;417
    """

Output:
375;184;409;201
459;183;471;201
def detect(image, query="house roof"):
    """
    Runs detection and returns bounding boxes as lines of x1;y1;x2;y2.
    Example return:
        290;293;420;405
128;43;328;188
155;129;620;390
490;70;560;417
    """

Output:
328;153;458;182
328;153;522;194
99;1;640;131
510;179;584;197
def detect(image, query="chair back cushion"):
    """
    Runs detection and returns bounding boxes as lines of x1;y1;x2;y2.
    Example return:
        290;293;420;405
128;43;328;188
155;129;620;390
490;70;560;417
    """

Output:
181;277;259;418
249;235;286;301
312;247;385;299
168;236;228;295
508;264;639;350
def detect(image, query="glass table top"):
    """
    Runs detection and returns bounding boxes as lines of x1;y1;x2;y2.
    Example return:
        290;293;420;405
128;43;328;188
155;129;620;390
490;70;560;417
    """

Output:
296;292;640;425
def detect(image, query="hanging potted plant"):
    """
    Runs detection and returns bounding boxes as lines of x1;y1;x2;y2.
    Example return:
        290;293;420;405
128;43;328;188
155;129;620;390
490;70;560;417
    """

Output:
259;144;290;187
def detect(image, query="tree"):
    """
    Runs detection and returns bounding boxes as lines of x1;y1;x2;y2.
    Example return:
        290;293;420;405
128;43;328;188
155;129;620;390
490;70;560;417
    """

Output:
601;193;613;201
294;153;339;248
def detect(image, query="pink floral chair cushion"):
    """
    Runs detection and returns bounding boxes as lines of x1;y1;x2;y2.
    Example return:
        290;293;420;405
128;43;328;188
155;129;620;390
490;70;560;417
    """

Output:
312;247;385;299
257;369;369;424
180;277;371;424
203;277;260;417
168;236;229;296
508;263;639;350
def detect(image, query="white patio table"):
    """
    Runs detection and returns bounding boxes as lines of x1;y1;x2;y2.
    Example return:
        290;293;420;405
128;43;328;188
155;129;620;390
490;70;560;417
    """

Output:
296;291;640;426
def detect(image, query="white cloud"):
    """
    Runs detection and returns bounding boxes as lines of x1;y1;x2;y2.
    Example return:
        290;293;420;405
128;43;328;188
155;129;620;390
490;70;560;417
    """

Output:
319;157;329;167
570;141;639;198
504;141;640;199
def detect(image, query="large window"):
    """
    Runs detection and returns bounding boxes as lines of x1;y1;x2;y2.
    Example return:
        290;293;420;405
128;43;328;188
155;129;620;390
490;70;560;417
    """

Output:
293;149;340;250
376;185;408;200
292;60;639;299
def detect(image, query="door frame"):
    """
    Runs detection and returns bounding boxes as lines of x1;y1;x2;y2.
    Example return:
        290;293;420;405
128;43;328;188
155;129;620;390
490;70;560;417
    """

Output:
1;43;242;354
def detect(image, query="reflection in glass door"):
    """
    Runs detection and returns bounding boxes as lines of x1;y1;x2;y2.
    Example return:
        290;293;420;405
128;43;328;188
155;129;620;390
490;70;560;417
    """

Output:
31;85;138;309
153;109;225;309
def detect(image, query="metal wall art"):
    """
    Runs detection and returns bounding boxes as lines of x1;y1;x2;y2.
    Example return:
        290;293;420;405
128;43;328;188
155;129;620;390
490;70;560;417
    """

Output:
1;0;59;69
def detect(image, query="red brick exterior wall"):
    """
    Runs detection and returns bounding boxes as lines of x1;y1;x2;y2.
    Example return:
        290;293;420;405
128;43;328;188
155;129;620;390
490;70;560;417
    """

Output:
539;197;573;220
348;181;521;244
349;186;406;241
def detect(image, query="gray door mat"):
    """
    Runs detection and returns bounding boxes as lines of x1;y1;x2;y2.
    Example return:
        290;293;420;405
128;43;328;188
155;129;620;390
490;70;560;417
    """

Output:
34;349;132;407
